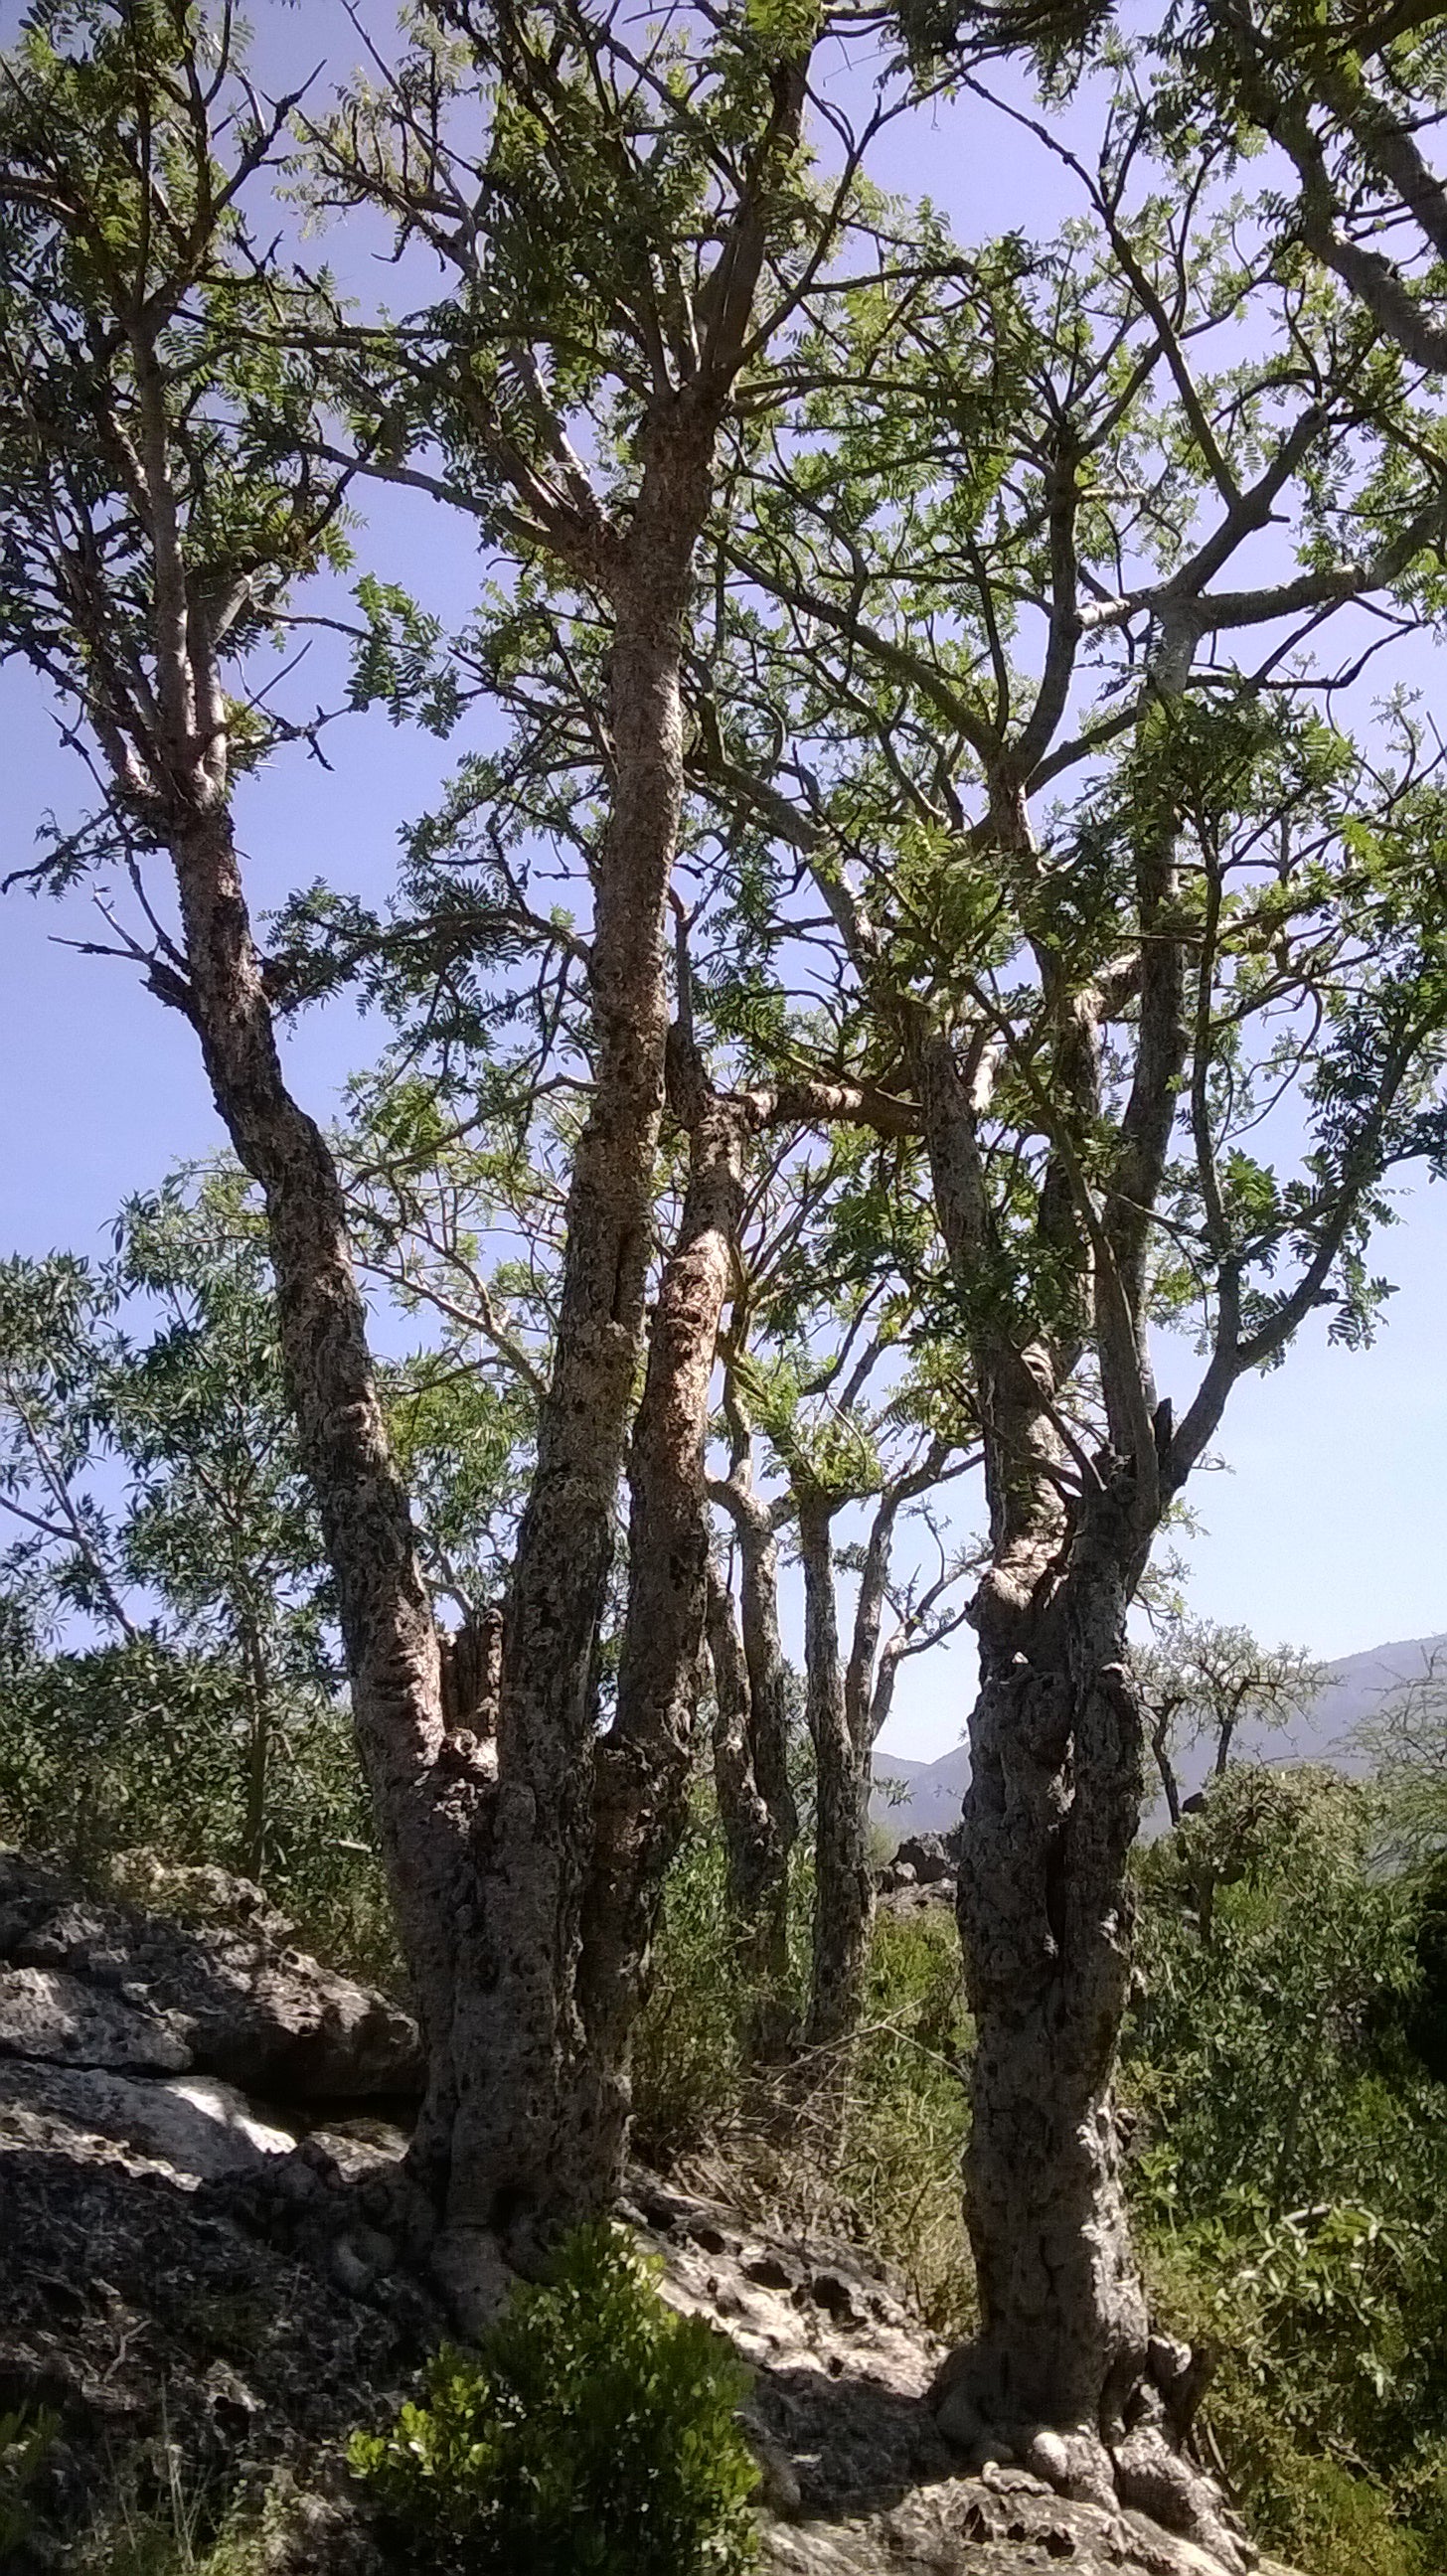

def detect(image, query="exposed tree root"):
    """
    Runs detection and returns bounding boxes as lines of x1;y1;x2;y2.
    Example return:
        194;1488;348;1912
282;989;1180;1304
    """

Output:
931;2342;1256;2576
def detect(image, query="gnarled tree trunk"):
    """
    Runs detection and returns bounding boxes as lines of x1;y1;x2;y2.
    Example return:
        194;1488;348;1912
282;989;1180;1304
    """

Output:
950;1474;1149;2440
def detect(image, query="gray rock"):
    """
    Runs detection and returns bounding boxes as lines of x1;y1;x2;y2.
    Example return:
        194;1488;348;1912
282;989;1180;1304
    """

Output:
0;1852;420;2100
758;2468;1259;2574
894;1833;956;1885
0;2060;295;2181
0;1966;191;2072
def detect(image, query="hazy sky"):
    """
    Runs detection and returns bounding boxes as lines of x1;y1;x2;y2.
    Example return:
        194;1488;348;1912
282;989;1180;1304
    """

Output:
2;0;1444;1763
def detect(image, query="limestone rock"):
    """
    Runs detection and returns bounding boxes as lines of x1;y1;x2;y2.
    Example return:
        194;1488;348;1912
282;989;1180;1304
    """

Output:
0;2060;296;2182
0;1965;192;2072
0;1851;420;2099
757;2469;1263;2575
877;1830;963;1907
106;1851;299;1944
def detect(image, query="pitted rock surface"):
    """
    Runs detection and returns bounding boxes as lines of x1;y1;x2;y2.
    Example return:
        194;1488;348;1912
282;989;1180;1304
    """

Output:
759;2474;1271;2574
0;1852;1301;2576
0;1965;193;2071
623;2181;1274;2576
0;1851;421;2098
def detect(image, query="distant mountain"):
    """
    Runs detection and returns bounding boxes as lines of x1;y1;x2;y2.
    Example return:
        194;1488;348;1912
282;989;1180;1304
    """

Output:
871;1629;1447;1843
871;1743;969;1839
1287;1631;1447;1765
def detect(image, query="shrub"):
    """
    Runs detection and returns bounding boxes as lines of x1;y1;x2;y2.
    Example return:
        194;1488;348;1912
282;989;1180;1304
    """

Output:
631;1812;769;2162
0;2407;56;2559
350;2223;759;2575
1127;1767;1447;2576
0;1636;401;1987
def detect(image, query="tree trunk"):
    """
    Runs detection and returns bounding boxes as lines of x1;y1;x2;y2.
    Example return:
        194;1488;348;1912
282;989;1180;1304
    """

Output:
951;1470;1150;2442
238;1602;273;1888
938;1460;1249;2567
438;546;701;2251
800;1497;874;2050
565;1089;749;2198
709;1474;799;2047
440;1605;504;1737
1149;1713;1183;1828
706;1553;791;1995
733;1498;799;1927
167;810;469;2171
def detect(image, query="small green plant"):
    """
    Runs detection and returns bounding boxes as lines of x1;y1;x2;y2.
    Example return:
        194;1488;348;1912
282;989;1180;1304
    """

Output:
0;2406;57;2557
350;2223;759;2575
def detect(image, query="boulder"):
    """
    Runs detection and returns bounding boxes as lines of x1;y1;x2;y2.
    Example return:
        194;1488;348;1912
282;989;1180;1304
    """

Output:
106;1852;299;1944
0;1966;191;2072
0;1852;421;2099
893;1833;956;1886
0;2059;296;2183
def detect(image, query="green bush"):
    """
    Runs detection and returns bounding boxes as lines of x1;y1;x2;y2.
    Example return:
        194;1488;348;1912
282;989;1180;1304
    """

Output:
0;1635;401;1987
0;2406;56;2558
350;2223;760;2575
1127;1766;1447;2576
631;1811;769;2162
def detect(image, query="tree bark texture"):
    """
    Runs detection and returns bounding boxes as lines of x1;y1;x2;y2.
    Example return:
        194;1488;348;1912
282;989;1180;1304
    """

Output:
444;50;816;2244
733;1497;799;1896
167;811;469;2165
707;1553;790;1988
710;1473;800;2041
440;1605;504;1738
564;1089;751;2197
800;1497;874;2050
914;892;1250;2562
953;1474;1150;2437
439;495;716;2244
916;1012;1161;2447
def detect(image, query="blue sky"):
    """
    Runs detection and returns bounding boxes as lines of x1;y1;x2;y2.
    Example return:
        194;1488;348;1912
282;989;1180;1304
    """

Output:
2;2;1445;1763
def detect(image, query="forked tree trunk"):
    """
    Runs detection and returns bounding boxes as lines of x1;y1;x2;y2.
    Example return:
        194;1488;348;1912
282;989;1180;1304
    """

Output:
438;566;697;2254
565;1089;750;2197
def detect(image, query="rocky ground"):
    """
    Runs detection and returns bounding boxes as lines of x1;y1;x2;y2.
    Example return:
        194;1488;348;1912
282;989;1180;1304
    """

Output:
0;1848;1298;2576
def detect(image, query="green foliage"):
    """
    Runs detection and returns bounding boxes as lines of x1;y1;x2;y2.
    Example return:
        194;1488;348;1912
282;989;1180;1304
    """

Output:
834;1909;974;2331
1128;1765;1447;2576
632;1807;774;2164
69;2447;266;2576
350;2224;759;2576
635;1814;973;2332
0;2406;57;2559
1128;1767;1420;2216
0;1630;397;1982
